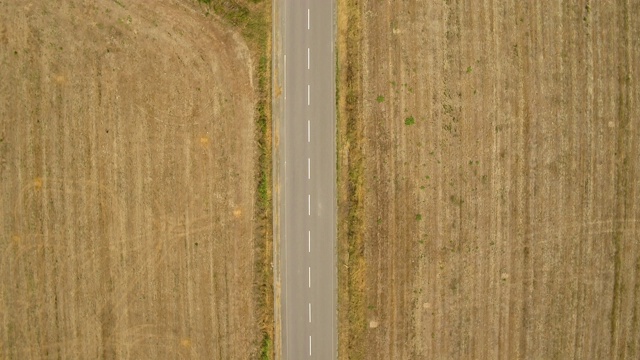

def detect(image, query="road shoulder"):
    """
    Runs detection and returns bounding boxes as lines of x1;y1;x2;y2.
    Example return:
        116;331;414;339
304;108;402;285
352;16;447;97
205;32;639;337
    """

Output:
271;0;285;358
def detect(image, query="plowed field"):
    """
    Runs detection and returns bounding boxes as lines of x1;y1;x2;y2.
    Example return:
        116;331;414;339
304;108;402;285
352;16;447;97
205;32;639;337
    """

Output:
1;1;260;358
338;1;640;358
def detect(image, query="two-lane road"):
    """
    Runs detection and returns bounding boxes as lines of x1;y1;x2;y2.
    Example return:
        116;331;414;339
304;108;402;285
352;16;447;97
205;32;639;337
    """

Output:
275;0;337;358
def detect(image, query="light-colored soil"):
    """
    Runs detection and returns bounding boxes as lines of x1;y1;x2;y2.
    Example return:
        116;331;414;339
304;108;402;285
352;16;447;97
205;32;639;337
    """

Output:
0;1;260;358
339;0;640;358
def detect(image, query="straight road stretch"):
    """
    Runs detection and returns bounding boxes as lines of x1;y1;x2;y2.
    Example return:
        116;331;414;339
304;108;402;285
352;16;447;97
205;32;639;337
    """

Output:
275;0;337;358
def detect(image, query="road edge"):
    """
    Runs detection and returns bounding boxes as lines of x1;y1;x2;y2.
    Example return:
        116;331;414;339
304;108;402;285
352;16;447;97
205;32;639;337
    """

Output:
271;0;284;358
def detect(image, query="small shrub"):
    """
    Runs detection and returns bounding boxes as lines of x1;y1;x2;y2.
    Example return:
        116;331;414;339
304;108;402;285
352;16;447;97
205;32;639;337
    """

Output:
404;116;415;126
415;214;422;221
260;335;272;360
376;95;385;103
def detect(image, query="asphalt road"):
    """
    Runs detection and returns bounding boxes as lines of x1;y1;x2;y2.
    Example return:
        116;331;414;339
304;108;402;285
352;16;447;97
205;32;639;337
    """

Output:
277;0;337;358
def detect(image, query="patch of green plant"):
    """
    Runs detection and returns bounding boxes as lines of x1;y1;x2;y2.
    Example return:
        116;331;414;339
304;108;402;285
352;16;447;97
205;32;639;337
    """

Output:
376;95;385;103
258;170;268;206
415;214;422;221
466;66;472;73
404;116;415;126
260;335;272;360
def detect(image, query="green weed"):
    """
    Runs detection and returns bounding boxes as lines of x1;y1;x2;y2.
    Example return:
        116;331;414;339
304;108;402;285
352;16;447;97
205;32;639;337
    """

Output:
405;116;415;126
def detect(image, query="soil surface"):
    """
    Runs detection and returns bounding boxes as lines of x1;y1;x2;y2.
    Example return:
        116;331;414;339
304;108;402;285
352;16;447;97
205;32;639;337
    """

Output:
339;0;640;358
0;1;259;358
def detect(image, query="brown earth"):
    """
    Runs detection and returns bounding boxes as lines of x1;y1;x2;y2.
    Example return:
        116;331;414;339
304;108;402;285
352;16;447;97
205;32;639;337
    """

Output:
0;1;263;358
338;0;640;359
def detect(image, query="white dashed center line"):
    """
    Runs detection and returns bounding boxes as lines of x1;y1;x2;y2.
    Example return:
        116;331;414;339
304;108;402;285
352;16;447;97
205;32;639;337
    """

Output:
307;8;310;30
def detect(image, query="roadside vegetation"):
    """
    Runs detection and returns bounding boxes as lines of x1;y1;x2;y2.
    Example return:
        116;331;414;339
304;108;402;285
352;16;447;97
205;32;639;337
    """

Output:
197;1;273;358
336;0;366;358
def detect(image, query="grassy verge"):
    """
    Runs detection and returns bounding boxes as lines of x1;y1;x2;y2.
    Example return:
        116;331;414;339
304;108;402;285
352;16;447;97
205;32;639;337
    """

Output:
336;0;366;358
196;1;273;358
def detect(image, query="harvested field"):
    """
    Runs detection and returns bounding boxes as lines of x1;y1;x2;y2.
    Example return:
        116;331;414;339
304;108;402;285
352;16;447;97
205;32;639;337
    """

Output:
338;0;640;359
0;1;264;358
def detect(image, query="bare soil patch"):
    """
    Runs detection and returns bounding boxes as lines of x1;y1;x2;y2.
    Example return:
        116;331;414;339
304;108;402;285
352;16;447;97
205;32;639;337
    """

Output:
338;1;640;358
1;1;262;358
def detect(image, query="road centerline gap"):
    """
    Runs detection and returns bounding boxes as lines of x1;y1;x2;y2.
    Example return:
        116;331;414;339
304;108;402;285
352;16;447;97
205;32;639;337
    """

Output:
308;48;310;69
308;158;310;179
307;84;310;106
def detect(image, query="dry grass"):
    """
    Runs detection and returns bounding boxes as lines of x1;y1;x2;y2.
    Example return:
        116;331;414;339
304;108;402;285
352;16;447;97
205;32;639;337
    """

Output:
338;0;640;359
197;1;274;358
336;0;366;359
0;0;269;358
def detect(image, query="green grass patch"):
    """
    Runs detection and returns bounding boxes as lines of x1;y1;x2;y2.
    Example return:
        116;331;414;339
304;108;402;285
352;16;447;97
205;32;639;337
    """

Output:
405;115;415;126
260;334;272;360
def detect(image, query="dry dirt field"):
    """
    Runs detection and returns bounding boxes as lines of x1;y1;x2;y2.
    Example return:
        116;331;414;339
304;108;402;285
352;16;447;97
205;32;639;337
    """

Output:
0;1;264;358
338;0;640;359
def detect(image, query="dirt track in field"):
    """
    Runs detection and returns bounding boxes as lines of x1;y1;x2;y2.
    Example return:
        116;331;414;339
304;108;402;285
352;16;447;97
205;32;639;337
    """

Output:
0;1;260;358
338;1;640;358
